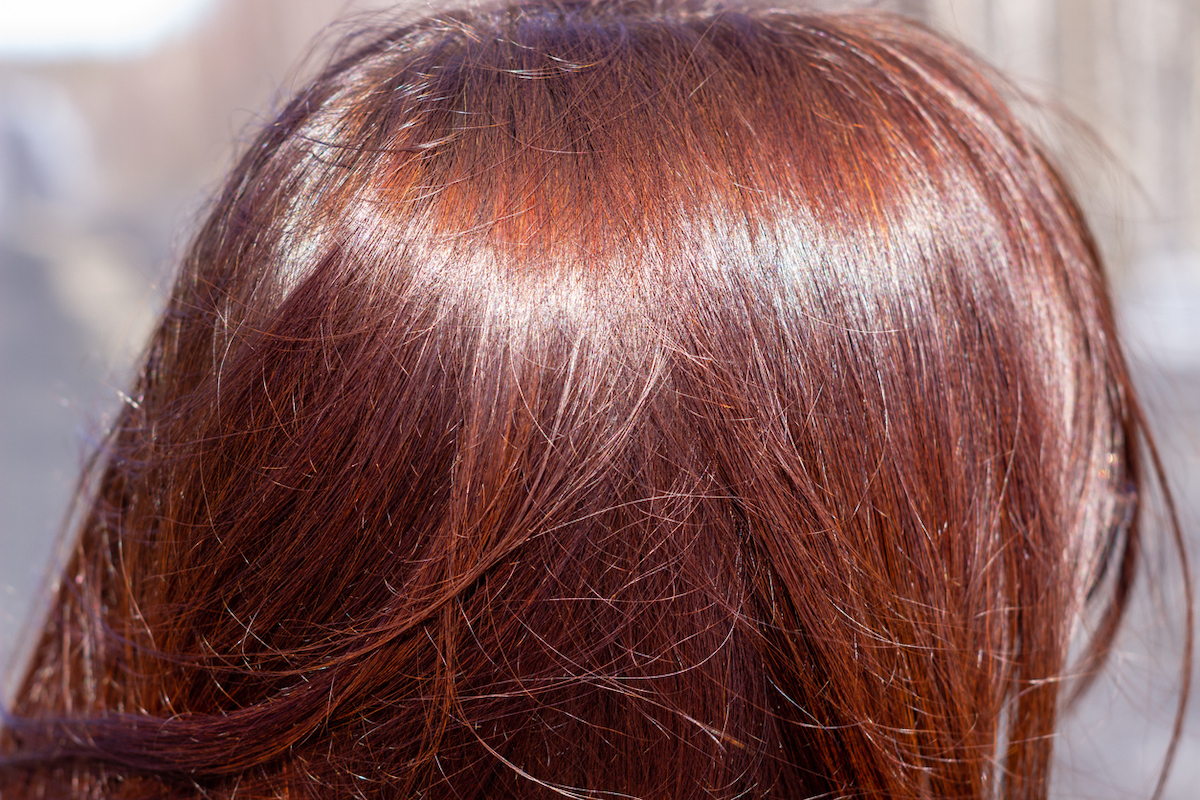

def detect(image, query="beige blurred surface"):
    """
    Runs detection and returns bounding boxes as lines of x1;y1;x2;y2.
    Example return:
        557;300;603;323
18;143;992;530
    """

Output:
2;1;1198;796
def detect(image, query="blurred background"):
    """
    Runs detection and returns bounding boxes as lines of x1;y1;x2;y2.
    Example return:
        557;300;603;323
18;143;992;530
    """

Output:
1;0;1197;795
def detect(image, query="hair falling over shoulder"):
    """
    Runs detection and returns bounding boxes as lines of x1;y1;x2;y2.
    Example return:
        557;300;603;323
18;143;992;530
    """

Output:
1;1;1191;798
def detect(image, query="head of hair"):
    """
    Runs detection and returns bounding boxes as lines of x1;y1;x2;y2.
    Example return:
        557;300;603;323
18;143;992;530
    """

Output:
2;1;1188;798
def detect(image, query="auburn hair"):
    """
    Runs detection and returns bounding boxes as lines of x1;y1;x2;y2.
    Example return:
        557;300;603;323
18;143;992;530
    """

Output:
2;2;1190;798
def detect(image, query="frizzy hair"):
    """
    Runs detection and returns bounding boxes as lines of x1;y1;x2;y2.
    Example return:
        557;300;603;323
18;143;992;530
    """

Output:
1;2;1190;798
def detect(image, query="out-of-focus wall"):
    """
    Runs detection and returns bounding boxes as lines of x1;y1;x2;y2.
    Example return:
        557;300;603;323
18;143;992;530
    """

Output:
2;0;1197;796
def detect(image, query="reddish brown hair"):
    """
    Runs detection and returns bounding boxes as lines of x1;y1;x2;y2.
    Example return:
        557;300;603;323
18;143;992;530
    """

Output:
2;2;1190;798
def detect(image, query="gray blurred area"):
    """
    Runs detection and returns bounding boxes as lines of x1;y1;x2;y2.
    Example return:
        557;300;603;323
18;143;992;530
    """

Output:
1;0;1198;796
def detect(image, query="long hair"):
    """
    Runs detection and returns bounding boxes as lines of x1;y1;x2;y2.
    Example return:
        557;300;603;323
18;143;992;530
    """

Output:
2;2;1189;798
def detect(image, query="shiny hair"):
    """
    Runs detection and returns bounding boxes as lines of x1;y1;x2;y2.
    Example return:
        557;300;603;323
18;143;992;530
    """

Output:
2;2;1190;798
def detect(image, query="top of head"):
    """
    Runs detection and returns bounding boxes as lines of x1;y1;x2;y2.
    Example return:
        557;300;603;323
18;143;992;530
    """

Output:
200;0;1078;349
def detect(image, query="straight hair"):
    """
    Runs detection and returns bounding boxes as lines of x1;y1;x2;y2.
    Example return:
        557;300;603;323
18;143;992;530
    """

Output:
2;2;1191;798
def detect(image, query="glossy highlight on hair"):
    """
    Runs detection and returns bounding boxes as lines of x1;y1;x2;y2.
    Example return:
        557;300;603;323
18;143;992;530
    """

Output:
2;2;1190;798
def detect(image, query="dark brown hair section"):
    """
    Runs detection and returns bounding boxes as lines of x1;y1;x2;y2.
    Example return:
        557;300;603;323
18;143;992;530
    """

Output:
2;2;1189;798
